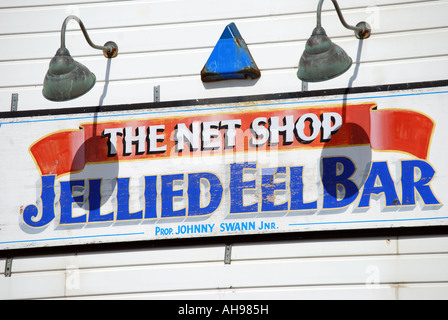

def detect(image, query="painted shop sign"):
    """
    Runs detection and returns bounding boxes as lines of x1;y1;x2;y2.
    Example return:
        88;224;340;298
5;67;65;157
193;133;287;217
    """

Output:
0;85;447;249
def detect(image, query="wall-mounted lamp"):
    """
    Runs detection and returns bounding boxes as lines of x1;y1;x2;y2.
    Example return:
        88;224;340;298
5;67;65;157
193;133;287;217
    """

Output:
297;0;371;83
43;15;119;101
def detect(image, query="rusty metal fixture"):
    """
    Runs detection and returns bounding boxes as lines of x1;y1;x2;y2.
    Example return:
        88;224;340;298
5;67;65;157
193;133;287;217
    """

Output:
297;26;352;82
43;15;118;101
201;22;261;82
298;0;371;83
43;47;96;102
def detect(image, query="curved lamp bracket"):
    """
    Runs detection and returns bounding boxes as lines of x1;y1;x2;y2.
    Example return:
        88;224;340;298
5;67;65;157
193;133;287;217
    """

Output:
317;0;371;39
60;15;118;58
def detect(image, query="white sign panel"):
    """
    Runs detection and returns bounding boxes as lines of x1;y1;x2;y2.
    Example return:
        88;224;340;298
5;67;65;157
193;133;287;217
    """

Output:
1;85;447;250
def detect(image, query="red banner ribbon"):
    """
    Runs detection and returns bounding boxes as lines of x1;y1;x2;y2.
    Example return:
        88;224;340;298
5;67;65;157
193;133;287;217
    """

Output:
29;103;434;177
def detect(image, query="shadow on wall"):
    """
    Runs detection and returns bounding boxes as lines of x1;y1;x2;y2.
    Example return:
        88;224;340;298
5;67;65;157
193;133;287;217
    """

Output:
318;40;372;208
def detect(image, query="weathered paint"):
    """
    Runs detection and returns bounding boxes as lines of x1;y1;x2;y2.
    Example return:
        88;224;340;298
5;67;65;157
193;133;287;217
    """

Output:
201;22;261;82
1;0;448;301
0;85;446;250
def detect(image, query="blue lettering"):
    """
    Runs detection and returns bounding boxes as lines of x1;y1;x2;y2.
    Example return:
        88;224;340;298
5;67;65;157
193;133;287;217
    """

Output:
144;175;158;219
358;162;400;207
188;172;223;216
22;175;56;227
230;162;258;214
243;221;255;230
220;221;256;232
401;160;440;206
174;223;216;235
116;177;143;220
322;157;359;208
60;180;86;224
88;179;114;222
290;166;317;210
261;167;288;212
156;226;173;235
161;174;186;217
21;159;442;229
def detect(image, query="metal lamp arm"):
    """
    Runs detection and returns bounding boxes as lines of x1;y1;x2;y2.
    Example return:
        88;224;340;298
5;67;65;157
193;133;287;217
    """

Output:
317;0;371;39
60;15;118;58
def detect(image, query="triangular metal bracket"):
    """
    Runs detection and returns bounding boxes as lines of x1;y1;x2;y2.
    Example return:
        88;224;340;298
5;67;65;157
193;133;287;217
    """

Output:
201;23;261;82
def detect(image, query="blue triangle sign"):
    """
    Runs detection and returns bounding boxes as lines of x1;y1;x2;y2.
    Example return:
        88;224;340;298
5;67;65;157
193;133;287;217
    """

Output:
201;23;261;82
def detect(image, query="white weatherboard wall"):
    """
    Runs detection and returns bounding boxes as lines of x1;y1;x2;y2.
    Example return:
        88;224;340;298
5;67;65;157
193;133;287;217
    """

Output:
0;0;448;300
1;236;448;300
1;0;448;111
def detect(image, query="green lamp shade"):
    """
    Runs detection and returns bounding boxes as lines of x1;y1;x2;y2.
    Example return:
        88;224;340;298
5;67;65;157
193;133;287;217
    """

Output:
298;26;352;82
43;47;96;101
